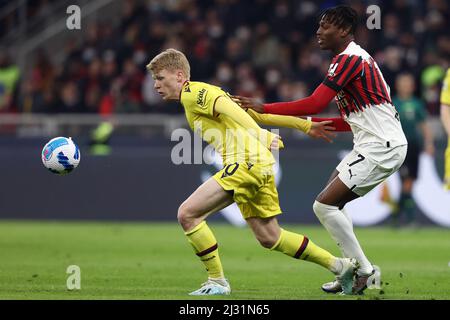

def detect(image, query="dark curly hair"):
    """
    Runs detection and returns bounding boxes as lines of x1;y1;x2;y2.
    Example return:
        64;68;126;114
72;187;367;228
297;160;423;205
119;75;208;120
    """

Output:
319;5;358;35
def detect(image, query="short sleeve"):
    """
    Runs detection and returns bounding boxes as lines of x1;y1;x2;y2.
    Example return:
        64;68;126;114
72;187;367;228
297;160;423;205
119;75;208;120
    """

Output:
322;54;363;92
181;83;223;117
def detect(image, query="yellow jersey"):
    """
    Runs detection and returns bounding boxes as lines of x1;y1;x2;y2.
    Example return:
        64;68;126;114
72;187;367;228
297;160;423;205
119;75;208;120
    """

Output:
441;68;450;106
180;81;275;166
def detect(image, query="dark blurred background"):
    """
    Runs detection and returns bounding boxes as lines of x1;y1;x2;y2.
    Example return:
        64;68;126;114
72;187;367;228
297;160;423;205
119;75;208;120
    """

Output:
0;0;449;226
1;0;449;115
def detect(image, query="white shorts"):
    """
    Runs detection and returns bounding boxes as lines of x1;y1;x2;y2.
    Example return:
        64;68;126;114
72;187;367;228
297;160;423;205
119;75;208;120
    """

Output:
337;143;407;196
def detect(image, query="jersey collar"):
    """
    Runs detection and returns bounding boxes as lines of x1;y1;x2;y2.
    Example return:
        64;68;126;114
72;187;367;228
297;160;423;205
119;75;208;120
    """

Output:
179;80;190;100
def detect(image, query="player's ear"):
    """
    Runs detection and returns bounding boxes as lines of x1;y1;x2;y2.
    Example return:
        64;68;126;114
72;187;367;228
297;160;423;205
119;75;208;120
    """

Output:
176;70;184;83
340;26;352;38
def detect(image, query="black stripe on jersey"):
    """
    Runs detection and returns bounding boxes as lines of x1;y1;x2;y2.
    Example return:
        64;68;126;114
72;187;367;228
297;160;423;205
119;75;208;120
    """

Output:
333;54;346;69
323;78;341;91
342;87;359;111
374;66;391;103
333;55;354;86
374;71;388;103
361;64;377;105
370;60;390;104
323;55;348;91
344;85;365;111
369;63;382;104
350;82;368;110
339;56;363;88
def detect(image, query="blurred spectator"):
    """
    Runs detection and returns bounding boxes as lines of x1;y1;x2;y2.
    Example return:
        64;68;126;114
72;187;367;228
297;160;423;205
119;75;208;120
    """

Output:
2;0;448;115
0;51;20;112
382;73;434;227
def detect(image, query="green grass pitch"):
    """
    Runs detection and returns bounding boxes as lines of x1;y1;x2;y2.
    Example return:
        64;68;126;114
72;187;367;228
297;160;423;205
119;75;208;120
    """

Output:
0;220;449;300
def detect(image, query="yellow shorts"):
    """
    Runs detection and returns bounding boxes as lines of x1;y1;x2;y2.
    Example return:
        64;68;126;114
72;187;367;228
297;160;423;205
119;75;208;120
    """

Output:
213;162;282;219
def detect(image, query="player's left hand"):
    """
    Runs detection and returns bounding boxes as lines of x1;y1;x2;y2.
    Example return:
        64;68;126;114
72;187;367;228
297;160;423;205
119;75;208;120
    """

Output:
308;120;336;143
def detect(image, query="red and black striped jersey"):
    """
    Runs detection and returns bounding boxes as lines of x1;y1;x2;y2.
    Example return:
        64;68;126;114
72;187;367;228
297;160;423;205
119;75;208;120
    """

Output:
323;47;392;117
323;41;407;148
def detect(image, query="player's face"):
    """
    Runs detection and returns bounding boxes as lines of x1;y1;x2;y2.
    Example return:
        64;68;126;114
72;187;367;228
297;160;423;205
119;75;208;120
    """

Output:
316;18;340;51
153;69;182;100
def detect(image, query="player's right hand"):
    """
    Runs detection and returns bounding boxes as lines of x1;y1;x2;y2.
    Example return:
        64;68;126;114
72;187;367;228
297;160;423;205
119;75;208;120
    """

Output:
232;95;265;113
308;120;336;143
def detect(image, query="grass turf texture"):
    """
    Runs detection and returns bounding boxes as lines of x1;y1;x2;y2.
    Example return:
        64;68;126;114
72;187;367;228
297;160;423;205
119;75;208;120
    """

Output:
0;221;448;300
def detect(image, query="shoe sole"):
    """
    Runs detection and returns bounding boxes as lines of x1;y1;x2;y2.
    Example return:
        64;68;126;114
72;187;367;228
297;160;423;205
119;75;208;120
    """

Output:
321;286;342;294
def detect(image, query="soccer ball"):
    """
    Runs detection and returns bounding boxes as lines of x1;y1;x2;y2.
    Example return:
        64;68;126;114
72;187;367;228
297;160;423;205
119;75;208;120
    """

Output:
41;137;80;174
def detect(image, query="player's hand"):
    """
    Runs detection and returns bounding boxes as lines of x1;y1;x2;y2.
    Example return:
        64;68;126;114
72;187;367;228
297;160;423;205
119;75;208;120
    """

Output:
307;120;336;143
232;95;264;113
270;135;284;150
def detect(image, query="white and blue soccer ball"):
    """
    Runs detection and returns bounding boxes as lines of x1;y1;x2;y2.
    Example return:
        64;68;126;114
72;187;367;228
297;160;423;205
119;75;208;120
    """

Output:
41;137;80;174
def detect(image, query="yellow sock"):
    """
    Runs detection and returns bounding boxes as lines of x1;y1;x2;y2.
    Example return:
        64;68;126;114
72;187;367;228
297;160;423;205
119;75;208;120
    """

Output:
271;228;336;271
185;221;224;279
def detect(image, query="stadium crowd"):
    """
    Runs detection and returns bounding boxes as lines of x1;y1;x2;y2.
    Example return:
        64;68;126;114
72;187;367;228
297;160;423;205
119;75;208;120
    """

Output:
0;0;449;115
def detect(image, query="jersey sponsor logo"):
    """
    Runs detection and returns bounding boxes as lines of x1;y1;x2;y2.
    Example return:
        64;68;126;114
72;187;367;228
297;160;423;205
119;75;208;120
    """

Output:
197;88;207;107
348;169;356;180
335;90;351;116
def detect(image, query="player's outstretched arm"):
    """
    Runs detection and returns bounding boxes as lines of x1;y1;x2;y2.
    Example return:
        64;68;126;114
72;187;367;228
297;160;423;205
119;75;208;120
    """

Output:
263;83;337;116
214;96;284;150
245;108;312;132
232;83;336;116
308;116;351;132
245;108;337;143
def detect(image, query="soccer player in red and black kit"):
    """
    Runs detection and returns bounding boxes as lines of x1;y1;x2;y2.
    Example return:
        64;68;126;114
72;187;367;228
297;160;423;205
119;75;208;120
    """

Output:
235;5;408;295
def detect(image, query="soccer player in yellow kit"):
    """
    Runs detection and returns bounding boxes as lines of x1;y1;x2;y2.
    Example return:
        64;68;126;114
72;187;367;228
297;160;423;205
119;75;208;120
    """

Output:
147;48;357;296
440;68;450;190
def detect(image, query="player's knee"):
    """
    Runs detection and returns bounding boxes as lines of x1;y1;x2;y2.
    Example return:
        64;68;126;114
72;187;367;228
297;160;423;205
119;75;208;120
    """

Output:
312;200;322;215
256;234;278;249
177;202;195;229
313;200;330;220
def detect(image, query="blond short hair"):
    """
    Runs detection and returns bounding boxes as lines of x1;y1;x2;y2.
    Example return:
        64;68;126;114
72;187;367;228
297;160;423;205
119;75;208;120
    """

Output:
146;48;191;79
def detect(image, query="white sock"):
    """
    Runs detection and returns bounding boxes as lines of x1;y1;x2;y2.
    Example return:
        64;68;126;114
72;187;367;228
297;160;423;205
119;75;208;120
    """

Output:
339;207;352;258
313;200;373;275
341;207;352;227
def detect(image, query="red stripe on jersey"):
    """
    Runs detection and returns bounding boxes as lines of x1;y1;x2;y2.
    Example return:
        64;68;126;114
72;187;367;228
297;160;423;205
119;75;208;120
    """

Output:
367;62;383;105
344;84;364;112
334;55;354;87
326;55;363;91
361;63;378;105
372;61;392;103
337;56;363;88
